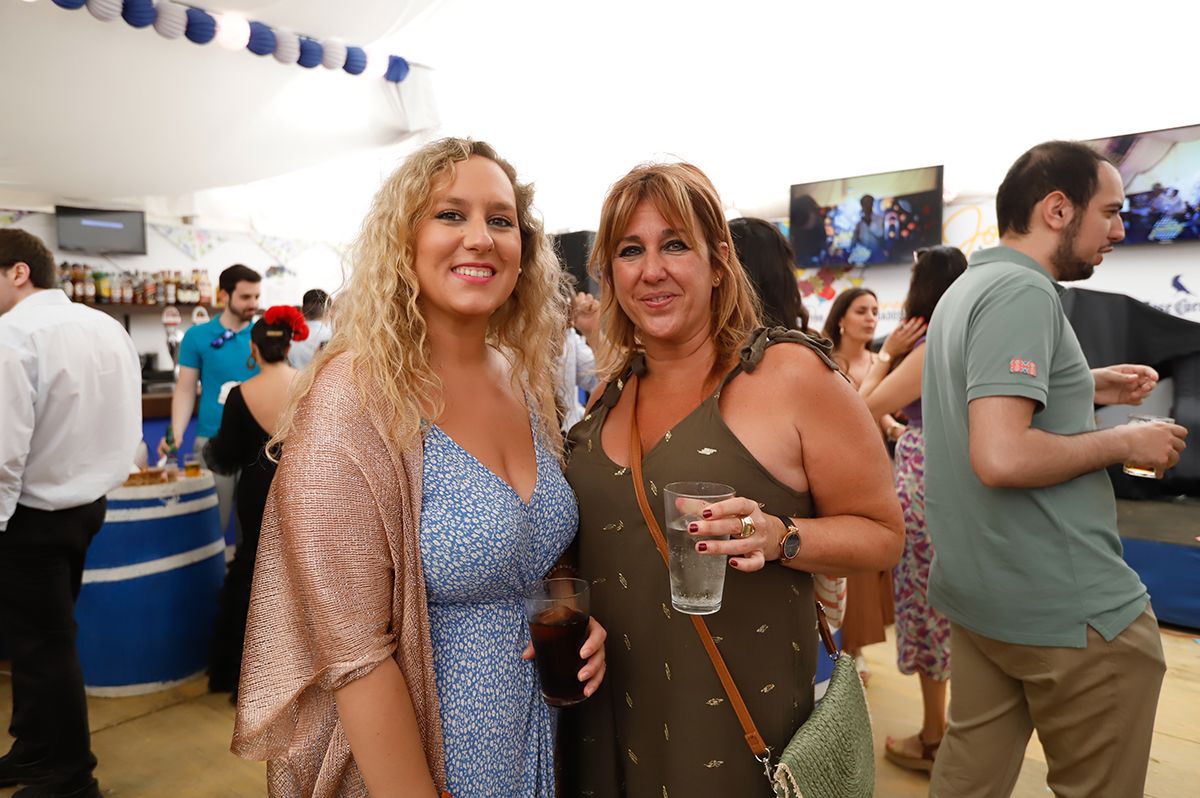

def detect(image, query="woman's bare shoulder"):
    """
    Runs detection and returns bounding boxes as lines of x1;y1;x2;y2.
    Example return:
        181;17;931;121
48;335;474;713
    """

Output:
752;340;846;392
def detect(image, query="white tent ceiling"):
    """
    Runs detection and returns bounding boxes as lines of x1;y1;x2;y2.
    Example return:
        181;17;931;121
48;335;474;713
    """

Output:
3;0;1200;241
0;0;438;203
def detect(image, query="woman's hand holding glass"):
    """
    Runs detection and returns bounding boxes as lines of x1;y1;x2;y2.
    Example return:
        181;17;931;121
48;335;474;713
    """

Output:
521;616;607;698
687;497;787;572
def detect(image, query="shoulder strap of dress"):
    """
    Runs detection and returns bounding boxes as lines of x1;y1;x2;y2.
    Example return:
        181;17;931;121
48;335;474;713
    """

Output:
720;326;842;388
589;352;647;412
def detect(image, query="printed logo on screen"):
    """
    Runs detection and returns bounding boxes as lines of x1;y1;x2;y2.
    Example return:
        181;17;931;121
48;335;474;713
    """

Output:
1009;358;1037;377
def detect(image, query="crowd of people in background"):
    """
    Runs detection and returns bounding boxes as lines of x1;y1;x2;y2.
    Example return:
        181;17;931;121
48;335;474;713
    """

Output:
0;136;1189;798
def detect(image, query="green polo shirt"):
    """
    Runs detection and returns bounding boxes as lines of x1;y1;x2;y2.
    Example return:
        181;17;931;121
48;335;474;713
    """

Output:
922;245;1147;647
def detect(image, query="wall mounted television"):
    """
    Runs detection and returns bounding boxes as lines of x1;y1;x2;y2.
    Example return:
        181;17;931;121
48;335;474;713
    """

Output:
55;205;147;255
789;165;943;267
1087;122;1200;245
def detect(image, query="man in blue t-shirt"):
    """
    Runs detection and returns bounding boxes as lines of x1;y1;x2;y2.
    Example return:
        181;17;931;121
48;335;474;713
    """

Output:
158;264;261;544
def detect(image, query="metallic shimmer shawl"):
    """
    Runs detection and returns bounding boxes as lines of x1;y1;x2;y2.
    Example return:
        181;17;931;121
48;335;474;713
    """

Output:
231;353;448;796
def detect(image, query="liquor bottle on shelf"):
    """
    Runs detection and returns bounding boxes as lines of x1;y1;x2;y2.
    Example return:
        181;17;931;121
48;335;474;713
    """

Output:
83;268;96;303
142;272;154;305
197;271;212;307
59;262;72;297
121;274;134;304
74;265;87;302
165;271;177;305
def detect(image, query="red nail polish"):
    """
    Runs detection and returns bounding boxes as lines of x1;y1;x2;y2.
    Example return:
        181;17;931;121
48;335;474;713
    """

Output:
697;542;707;552
702;509;712;519
730;559;739;568
688;522;699;533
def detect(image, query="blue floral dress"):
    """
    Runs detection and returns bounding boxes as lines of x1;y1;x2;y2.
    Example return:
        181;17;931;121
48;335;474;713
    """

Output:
420;423;579;798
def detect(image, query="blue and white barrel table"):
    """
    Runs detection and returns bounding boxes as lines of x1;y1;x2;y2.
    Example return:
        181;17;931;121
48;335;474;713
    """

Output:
75;473;225;696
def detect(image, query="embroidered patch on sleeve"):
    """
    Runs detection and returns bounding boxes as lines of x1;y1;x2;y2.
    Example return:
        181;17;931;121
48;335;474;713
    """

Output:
1009;358;1037;377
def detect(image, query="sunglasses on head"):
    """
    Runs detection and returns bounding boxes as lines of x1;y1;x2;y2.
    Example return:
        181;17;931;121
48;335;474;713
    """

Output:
210;329;236;349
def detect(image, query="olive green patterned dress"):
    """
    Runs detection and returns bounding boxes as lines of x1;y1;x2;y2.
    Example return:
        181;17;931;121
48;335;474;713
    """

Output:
562;328;834;798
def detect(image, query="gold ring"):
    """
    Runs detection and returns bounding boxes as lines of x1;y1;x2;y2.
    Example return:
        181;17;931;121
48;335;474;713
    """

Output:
739;515;755;539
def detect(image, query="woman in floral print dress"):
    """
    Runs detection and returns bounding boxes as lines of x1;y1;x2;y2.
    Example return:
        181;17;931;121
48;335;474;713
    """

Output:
858;245;968;772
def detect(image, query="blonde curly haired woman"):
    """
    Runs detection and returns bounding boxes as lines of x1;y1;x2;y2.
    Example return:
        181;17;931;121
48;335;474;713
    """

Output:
232;138;606;798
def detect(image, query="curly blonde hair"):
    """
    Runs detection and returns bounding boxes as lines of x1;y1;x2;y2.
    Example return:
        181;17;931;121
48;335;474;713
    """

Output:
271;138;570;457
589;162;761;380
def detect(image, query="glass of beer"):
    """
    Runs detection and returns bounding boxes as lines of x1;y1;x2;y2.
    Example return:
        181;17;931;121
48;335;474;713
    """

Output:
1123;415;1175;479
663;482;736;615
183;454;202;478
523;578;591;707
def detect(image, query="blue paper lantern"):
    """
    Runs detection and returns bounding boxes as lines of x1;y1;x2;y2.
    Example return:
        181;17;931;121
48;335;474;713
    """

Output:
122;0;156;28
385;55;410;83
184;7;216;45
52;0;88;9
246;21;276;56
297;37;323;69
343;46;367;75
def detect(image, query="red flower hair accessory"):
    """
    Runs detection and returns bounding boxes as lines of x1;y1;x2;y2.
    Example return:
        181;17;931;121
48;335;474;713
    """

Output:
263;305;310;341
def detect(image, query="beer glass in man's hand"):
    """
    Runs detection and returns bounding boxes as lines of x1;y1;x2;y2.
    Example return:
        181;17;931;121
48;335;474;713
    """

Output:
1123;414;1185;478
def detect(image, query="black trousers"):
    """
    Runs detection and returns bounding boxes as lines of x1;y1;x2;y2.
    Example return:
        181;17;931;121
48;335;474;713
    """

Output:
0;498;106;781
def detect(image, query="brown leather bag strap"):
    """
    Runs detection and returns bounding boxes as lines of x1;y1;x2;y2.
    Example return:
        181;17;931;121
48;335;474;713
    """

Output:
625;375;770;759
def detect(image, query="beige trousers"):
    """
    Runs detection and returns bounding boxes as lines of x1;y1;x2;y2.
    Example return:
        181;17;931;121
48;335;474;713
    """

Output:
930;606;1165;798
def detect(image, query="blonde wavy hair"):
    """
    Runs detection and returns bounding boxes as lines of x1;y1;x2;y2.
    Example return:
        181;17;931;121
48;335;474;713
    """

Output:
588;162;762;380
271;138;570;457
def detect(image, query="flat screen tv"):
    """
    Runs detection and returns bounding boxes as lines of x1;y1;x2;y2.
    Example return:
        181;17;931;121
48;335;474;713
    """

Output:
1087;122;1200;245
789;165;943;266
55;205;147;255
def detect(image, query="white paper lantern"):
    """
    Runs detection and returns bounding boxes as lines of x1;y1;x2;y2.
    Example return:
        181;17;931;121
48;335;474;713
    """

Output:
215;13;251;51
85;0;121;21
321;38;347;70
154;2;188;39
273;30;300;64
362;46;390;80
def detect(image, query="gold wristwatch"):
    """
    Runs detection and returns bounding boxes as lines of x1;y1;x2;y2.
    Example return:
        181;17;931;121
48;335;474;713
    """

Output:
878;350;893;364
774;514;802;562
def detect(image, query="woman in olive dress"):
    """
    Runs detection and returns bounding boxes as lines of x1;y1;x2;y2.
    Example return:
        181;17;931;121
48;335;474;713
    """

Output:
563;162;904;797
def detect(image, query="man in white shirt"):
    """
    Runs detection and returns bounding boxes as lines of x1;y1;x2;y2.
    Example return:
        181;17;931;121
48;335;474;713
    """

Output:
287;288;333;370
0;230;141;798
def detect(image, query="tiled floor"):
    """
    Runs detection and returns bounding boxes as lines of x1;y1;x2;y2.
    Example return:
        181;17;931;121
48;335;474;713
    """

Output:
1;625;1197;796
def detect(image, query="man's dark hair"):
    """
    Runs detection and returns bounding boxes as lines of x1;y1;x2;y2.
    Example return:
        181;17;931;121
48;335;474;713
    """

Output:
219;263;261;296
301;289;331;320
0;229;57;289
996;141;1112;236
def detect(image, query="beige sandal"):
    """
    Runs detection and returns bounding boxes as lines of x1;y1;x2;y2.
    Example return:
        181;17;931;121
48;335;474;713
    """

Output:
884;732;940;773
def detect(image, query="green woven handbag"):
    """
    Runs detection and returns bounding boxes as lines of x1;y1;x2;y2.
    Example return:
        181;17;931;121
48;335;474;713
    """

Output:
770;624;875;798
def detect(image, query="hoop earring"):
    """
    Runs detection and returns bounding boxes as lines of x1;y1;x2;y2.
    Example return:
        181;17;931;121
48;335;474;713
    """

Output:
246;354;257;370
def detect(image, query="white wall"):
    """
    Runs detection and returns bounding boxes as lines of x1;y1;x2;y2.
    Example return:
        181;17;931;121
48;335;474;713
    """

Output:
5;212;346;368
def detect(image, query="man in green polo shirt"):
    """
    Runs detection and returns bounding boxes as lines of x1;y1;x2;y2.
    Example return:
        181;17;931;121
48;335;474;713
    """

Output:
923;141;1188;797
